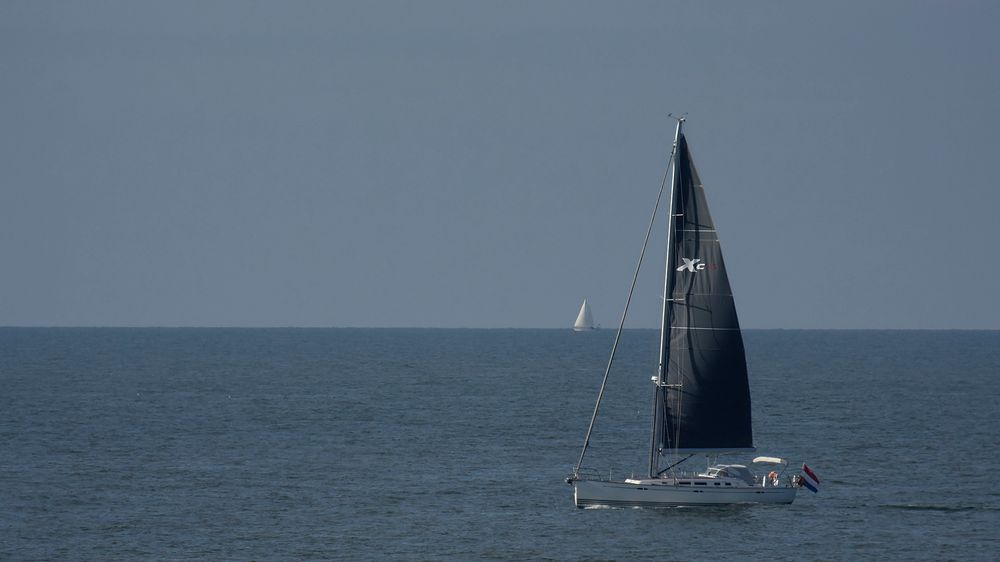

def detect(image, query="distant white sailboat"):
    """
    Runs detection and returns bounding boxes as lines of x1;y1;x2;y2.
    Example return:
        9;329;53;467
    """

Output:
573;300;596;331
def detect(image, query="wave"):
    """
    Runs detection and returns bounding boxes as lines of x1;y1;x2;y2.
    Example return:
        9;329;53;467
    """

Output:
880;503;999;513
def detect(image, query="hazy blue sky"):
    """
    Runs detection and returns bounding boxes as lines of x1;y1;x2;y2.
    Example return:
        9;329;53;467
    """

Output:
2;1;998;328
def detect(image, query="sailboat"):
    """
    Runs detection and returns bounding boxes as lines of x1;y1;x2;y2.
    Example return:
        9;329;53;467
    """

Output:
573;299;596;331
566;117;799;507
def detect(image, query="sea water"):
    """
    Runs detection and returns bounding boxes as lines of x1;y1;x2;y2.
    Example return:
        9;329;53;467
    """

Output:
2;328;998;560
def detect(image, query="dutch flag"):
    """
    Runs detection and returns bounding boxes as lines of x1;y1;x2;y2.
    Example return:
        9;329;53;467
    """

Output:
800;464;820;493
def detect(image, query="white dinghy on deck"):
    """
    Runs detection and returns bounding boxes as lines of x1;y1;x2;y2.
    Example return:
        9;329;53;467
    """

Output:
566;117;801;508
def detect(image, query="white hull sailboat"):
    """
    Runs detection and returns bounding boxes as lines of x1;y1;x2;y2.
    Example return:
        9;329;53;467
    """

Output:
573;299;596;331
567;117;800;508
574;458;797;508
575;476;796;508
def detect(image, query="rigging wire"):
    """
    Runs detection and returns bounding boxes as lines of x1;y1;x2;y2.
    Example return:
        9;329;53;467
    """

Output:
572;140;676;477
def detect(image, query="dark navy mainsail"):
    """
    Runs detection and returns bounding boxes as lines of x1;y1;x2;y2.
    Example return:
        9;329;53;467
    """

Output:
651;134;753;468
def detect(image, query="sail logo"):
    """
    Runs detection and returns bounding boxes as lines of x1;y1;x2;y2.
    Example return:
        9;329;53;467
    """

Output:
676;258;717;272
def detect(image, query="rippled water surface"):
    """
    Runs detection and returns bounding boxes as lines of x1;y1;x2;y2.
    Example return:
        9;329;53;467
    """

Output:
2;328;999;560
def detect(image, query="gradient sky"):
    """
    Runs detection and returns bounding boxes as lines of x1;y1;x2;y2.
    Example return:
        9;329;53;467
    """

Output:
2;1;998;328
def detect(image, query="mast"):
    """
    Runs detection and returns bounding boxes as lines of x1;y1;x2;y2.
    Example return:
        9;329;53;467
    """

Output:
648;116;684;477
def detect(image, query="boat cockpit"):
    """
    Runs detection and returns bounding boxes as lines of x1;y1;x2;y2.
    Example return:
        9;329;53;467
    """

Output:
701;464;757;486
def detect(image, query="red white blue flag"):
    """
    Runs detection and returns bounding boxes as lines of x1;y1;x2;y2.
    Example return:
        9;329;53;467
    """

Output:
800;464;820;493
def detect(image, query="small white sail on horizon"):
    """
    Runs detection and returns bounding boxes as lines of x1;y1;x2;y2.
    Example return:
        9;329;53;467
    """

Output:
573;299;595;331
